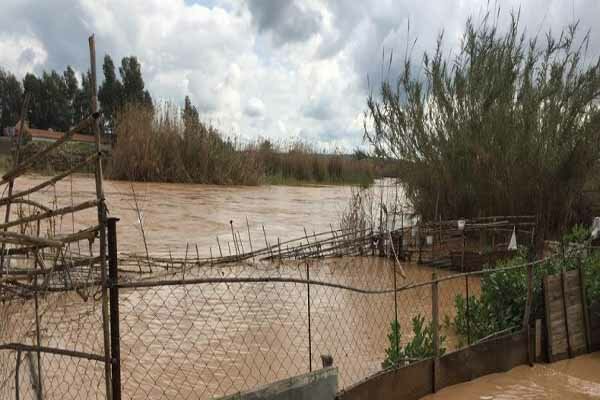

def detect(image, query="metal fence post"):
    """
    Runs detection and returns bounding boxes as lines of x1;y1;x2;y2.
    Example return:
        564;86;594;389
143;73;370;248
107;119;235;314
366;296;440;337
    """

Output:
306;262;312;372
393;258;399;363
432;273;439;393
107;217;121;400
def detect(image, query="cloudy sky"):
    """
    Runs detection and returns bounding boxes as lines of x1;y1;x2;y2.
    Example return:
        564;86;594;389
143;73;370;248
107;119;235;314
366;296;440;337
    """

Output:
0;0;598;150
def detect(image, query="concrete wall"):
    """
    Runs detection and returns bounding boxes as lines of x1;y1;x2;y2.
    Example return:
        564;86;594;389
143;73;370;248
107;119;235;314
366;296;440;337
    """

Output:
337;331;528;400
219;367;338;400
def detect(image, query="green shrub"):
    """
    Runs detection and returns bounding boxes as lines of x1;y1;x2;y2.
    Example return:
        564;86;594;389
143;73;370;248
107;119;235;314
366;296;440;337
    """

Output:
563;224;590;244
452;254;562;343
383;315;446;368
382;320;402;368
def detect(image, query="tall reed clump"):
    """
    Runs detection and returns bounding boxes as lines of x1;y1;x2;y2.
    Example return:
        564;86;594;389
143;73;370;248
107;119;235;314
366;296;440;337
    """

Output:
365;10;600;238
109;103;262;184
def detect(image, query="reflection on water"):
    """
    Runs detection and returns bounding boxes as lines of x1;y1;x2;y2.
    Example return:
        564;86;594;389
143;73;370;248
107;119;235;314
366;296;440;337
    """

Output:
423;353;600;399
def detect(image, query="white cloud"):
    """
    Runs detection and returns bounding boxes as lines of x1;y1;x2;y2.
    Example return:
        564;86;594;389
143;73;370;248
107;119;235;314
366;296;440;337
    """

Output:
0;34;47;77
244;97;265;118
0;0;599;150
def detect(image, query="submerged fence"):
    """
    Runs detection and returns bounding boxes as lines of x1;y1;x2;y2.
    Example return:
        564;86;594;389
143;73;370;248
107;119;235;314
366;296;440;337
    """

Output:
112;244;568;399
1;217;594;399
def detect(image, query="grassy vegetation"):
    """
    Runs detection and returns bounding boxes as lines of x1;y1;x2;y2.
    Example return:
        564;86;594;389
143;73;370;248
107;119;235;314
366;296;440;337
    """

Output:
107;103;383;186
251;140;376;186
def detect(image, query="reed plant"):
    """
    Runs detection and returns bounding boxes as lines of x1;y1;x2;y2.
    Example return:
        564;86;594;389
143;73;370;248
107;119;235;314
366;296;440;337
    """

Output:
366;10;600;237
109;103;378;186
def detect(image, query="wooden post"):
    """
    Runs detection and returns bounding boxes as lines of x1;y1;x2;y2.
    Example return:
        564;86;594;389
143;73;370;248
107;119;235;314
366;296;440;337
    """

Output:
432;273;439;393
522;263;534;366
543;277;554;362
230;221;239;258
578;260;592;353
183;243;189;279
89;34;112;400
560;270;572;358
262;225;273;259
216;236;223;258
246;217;254;262
465;274;470;345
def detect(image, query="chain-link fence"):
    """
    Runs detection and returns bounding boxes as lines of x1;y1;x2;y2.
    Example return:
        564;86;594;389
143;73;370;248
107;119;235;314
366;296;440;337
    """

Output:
113;249;570;400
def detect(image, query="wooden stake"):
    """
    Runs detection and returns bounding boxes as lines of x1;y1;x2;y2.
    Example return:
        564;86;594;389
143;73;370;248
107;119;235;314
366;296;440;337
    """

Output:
89;34;112;400
216;236;223;257
246;217;255;262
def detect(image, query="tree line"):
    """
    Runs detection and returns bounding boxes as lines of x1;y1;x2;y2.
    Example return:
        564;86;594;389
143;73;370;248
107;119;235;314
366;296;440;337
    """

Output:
0;54;153;133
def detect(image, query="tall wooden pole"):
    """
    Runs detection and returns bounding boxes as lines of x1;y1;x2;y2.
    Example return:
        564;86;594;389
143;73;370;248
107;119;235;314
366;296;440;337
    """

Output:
89;34;112;400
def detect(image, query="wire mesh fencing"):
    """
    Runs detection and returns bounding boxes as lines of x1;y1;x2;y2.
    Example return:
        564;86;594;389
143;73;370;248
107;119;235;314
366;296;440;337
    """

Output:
113;253;554;400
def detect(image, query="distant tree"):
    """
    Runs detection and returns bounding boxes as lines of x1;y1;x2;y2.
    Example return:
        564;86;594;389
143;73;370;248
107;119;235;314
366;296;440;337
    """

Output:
99;54;124;131
41;70;70;130
73;71;93;134
119;56;151;106
182;95;200;138
0;69;23;129
63;66;80;127
22;73;43;128
143;90;153;110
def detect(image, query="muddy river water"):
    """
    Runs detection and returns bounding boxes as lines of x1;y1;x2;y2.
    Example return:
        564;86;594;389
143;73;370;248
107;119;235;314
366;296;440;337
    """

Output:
2;174;599;399
13;174;360;256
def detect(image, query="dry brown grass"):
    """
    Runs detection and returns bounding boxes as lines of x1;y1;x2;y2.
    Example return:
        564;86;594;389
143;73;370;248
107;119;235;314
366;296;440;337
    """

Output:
108;103;379;186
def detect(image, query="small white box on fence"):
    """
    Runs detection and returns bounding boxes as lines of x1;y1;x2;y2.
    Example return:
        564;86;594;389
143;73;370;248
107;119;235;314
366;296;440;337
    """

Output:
457;219;466;231
426;235;433;246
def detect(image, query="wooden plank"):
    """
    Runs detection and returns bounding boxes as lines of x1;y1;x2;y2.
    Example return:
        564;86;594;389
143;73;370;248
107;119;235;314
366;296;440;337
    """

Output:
579;266;592;352
560;270;573;358
543;277;554;362
544;268;589;362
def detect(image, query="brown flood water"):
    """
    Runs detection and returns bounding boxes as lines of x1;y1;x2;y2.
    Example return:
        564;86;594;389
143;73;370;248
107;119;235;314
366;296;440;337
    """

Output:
11;173;360;256
2;174;599;399
423;352;600;399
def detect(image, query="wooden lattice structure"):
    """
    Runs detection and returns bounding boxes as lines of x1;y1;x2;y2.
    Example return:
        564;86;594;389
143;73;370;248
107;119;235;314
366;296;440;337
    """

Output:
0;36;113;400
